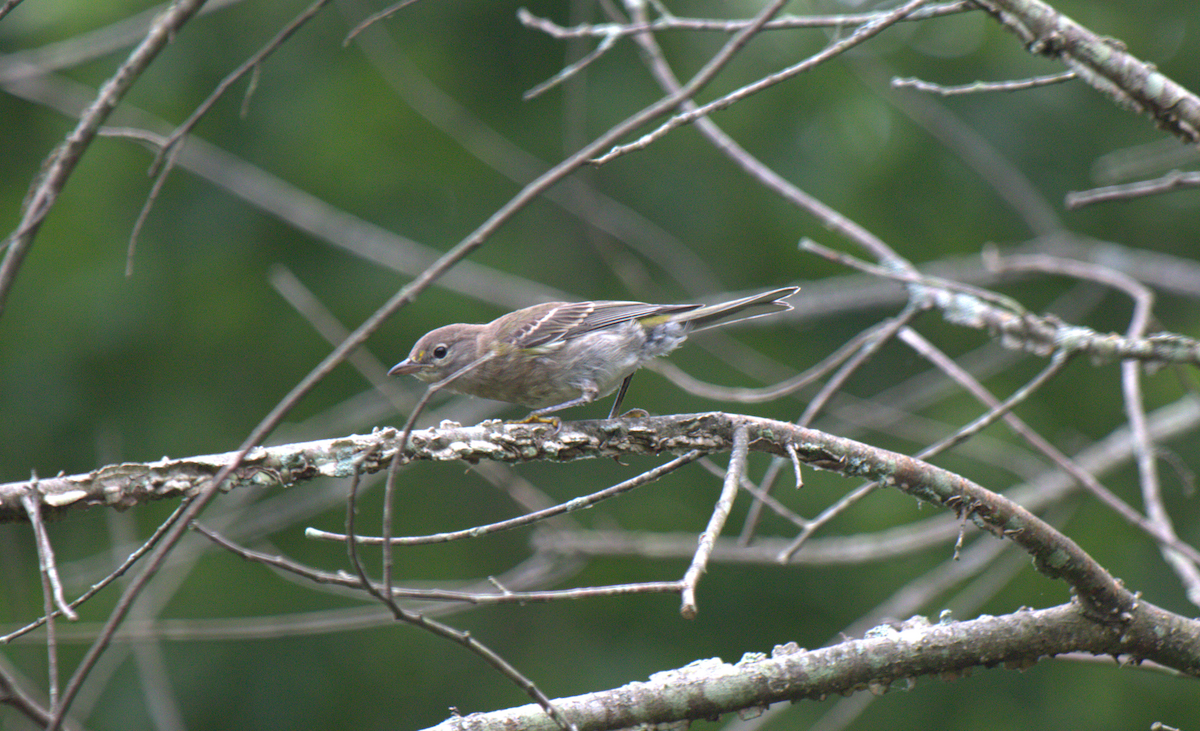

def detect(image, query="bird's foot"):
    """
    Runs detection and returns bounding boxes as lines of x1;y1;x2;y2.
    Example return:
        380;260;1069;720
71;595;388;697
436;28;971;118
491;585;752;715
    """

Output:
615;408;649;418
514;412;562;431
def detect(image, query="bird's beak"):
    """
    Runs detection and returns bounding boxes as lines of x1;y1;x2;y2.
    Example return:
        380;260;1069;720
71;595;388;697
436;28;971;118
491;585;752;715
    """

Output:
388;359;424;377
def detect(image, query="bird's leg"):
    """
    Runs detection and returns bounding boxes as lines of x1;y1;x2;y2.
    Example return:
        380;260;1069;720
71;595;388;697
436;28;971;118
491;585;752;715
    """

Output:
607;375;634;418
517;385;599;429
606;375;650;419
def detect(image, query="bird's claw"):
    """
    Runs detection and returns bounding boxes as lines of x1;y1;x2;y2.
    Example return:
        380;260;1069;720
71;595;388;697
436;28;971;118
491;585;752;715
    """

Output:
514;412;562;431
616;408;649;418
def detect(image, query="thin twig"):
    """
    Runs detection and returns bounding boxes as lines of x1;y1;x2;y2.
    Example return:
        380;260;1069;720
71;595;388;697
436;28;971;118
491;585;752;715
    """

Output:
518;2;972;39
785;443;803;489
899;320;1200;569
0;0;27;22
797;304;920;426
775;481;881;563
20;482;78;622
1;499;193;643
751;308;918;556
680;424;747;618
892;70;1076;95
0;663;54;727
394;350;498;456
151;0;333;173
0;0;209;319
20;488;62;713
1066;170;1200;209
308;450;705;545
736;309;919;544
898;328;1073;456
696;457;808;530
267;264;412;413
808;239;1200;366
197;522;681;608
380;454;402;610
342;448;577;731
593;0;933;167
344;446;383;602
619;0;913;270
344;0;422;43
126;0;334;276
523;31;619;100
778;341;1070;564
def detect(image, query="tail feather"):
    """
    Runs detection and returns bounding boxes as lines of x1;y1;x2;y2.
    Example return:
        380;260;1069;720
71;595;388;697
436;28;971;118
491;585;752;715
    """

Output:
677;286;799;332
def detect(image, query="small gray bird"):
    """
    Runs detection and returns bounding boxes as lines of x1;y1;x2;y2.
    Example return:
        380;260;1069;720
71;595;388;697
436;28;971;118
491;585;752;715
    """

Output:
389;286;798;421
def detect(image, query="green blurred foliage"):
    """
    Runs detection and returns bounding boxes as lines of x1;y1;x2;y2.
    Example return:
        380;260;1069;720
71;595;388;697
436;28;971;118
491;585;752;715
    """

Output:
2;0;1200;729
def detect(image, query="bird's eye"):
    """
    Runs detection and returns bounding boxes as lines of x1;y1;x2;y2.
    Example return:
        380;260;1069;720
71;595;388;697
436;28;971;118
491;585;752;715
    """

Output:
431;344;449;360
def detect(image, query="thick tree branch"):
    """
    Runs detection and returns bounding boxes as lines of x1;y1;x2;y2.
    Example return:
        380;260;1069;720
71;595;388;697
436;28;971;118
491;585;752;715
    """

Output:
972;0;1200;142
418;600;1200;731
1;412;1134;618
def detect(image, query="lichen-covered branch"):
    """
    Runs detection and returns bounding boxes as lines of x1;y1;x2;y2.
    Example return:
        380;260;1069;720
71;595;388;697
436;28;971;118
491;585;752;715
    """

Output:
972;0;1200;142
419;601;1200;731
1;413;1132;619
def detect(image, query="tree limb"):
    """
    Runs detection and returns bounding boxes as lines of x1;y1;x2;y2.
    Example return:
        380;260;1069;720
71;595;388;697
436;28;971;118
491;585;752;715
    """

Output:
418;601;1200;731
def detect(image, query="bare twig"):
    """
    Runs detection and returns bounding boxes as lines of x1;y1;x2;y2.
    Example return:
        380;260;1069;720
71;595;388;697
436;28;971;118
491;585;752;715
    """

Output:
593;0;934;168
127;0;334;275
681;425;747;618
91;126;565;309
751;310;918;557
523;31;619;100
521;3;974;39
380;455;402;610
153;0;333;170
900;318;1200;569
308;450;704;545
806;240;1200;366
0;0;27;21
775;481;881;563
344;0;421;43
340;447;577;731
897;328;1073;456
0;662;54;727
20;482;78;623
20;487;63;713
892;71;1076;95
1066;170;1200;209
1;500;193;643
0;0;209;318
649;310;917;404
197;523;681;608
798;305;920;426
267;264;412;413
0;0;242;83
618;0;914;269
343;447;383;602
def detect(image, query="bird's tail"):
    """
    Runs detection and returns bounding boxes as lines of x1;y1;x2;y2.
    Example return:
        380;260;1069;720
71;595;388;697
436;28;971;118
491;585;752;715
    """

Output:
676;286;799;332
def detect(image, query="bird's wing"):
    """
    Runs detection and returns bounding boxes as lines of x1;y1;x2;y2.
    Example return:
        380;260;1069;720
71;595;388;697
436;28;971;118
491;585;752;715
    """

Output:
504;300;703;349
504;302;595;349
573;301;700;333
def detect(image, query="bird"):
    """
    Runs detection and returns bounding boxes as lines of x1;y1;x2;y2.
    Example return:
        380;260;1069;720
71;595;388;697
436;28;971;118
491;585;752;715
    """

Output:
388;286;798;422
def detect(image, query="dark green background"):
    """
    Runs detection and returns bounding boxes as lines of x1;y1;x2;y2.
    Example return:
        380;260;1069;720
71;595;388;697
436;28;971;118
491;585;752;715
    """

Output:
2;1;1199;729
